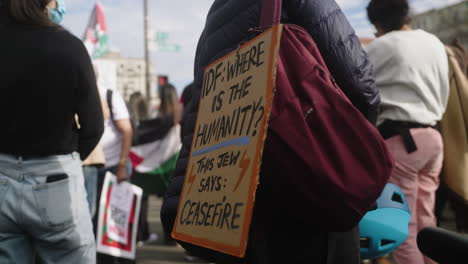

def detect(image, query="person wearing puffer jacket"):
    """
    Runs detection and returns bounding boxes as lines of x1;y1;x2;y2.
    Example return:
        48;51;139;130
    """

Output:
161;0;380;263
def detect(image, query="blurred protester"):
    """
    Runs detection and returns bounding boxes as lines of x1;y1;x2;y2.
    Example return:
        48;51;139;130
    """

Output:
125;92;158;247
438;39;468;234
132;83;182;247
94;68;134;264
161;0;380;263
128;92;149;126
97;87;133;183
158;84;179;116
366;0;449;263
81;120;106;219
0;0;103;263
156;83;182;245
80;65;108;219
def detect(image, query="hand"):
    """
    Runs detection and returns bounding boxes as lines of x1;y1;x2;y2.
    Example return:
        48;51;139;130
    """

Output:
115;164;128;183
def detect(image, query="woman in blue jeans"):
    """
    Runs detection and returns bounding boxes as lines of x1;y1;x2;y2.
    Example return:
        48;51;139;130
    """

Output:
0;0;104;263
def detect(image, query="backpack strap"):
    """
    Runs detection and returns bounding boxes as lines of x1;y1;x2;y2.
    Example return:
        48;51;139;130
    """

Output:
260;0;282;28
106;89;115;122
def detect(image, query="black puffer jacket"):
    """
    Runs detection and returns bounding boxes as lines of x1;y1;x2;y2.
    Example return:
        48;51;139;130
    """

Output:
162;0;379;263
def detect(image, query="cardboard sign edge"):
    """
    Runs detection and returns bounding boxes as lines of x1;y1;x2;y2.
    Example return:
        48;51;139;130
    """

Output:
171;24;283;257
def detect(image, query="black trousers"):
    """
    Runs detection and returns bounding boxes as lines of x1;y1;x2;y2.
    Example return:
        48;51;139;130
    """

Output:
137;195;150;242
243;225;360;264
243;190;360;264
327;227;361;264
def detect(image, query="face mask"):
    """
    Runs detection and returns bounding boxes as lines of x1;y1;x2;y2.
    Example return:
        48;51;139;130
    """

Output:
48;0;66;24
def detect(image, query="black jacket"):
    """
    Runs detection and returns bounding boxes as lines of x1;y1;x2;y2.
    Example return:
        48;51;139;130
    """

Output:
162;0;379;263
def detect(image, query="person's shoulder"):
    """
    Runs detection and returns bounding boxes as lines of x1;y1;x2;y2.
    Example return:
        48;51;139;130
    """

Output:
414;29;436;38
41;28;87;58
366;35;394;53
415;29;444;45
110;89;126;105
52;29;86;48
52;29;92;65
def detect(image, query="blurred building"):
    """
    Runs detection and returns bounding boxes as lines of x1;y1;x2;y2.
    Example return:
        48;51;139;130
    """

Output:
411;1;468;49
101;51;155;100
100;51;160;120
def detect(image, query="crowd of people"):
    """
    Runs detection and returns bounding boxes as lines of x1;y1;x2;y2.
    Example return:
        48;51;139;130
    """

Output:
0;0;467;263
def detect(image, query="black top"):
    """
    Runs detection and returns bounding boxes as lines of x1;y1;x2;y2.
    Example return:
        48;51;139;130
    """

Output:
0;9;104;160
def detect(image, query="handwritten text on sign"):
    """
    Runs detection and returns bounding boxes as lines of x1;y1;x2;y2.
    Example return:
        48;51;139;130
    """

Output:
173;25;282;257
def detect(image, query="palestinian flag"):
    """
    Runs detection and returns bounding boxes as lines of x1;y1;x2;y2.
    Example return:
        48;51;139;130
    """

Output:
130;116;181;196
82;2;110;59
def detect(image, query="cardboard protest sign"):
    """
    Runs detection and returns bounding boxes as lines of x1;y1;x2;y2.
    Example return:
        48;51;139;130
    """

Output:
172;25;282;257
107;180;134;244
97;172;143;260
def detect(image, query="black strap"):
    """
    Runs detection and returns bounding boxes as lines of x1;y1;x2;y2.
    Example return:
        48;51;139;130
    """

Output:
400;128;418;154
378;120;434;154
260;0;282;28
106;89;115;122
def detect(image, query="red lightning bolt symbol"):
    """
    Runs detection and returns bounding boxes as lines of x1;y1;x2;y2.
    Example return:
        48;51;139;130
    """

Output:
233;150;250;192
187;164;197;194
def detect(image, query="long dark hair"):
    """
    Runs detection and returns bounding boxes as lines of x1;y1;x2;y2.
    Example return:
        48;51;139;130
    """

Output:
128;92;149;124
2;0;57;27
159;83;178;116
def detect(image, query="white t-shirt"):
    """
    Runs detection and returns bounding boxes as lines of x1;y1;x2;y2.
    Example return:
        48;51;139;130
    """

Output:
99;88;130;167
366;29;449;126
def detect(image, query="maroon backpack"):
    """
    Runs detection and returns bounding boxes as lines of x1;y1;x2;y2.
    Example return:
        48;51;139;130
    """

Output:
260;0;393;231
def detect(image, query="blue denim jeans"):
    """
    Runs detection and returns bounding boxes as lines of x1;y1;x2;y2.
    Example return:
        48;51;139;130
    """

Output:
83;165;98;218
0;152;96;264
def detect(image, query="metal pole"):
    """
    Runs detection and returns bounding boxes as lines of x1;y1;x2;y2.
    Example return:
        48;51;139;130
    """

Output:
144;0;151;105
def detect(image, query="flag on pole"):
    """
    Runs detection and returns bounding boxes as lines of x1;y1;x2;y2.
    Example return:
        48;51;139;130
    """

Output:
130;116;181;196
83;2;110;59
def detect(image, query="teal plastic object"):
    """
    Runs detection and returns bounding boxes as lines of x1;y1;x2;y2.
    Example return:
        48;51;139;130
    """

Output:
359;184;411;260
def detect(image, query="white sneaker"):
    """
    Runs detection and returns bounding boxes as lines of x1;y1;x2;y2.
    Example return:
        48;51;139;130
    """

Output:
146;233;159;243
137;233;159;247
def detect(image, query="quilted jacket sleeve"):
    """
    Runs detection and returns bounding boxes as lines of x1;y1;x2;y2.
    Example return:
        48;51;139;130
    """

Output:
284;0;380;124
